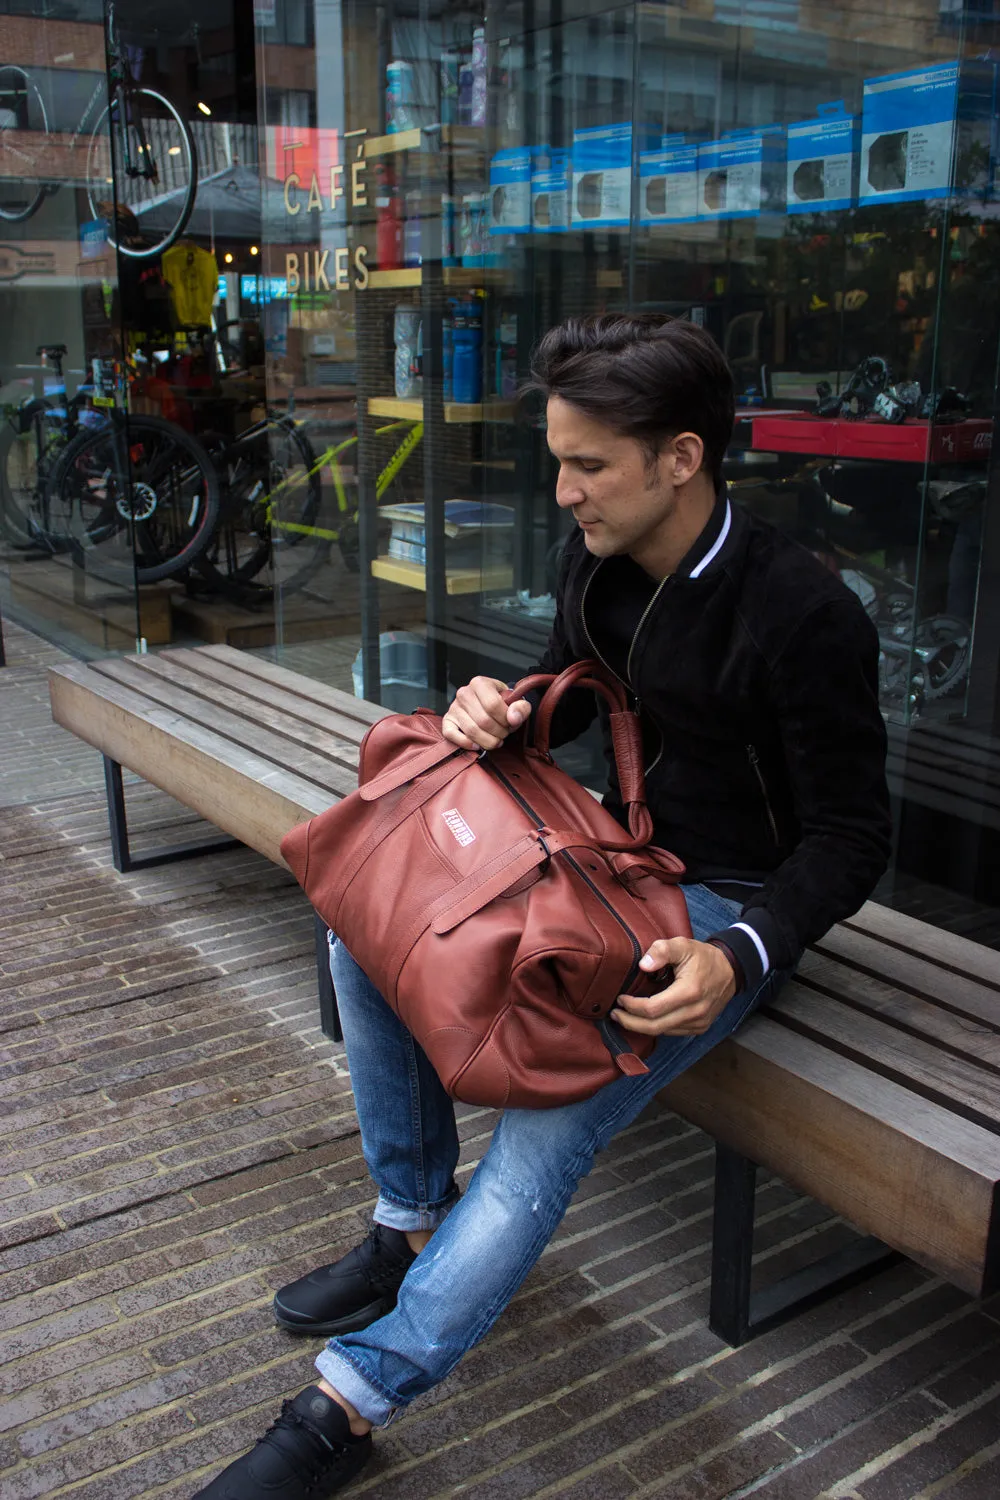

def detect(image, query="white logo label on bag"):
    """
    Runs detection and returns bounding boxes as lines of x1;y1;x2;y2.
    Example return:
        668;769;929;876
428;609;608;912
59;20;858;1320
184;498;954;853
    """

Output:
442;808;476;847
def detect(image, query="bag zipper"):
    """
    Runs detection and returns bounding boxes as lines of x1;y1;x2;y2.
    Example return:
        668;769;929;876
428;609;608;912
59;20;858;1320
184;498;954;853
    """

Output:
746;743;779;844
485;759;644;1000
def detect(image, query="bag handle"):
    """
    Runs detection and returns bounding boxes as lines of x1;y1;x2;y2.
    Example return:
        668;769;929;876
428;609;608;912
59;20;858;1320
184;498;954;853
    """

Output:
505;660;651;843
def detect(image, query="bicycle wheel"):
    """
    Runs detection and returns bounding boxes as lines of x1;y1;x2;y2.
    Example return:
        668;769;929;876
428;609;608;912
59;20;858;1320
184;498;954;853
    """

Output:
86;87;197;259
45;413;219;584
0;404;54;544
0;66;49;222
195;421;326;599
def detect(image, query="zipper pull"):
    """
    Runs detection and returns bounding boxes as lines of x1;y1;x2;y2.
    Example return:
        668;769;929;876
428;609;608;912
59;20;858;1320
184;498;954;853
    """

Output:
597;1017;650;1077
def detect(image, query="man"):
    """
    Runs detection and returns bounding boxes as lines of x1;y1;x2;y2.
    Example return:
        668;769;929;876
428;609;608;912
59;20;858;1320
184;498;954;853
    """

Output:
194;315;891;1498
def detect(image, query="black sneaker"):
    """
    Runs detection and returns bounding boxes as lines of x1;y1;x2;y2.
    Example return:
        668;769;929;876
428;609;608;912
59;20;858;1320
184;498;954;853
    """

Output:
273;1222;417;1337
191;1385;372;1498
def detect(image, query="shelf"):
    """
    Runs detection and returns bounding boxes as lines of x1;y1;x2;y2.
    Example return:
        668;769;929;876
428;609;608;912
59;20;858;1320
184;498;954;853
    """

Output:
367;267;423;289
363;124;486;160
445;401;516;424
372;557;514;595
367;397;516;424
443;266;512;288
365;127;423;157
368;397;423;420
363;267;512;291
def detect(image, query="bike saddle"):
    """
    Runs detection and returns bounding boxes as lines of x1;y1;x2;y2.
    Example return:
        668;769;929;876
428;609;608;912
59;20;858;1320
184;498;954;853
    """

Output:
37;344;68;359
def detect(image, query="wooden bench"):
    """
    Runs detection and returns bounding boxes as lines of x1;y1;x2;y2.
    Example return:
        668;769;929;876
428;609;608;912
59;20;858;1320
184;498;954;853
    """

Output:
49;644;1000;1346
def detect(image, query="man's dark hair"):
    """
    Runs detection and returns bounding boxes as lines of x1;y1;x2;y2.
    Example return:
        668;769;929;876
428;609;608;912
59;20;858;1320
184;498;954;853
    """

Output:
527;314;735;487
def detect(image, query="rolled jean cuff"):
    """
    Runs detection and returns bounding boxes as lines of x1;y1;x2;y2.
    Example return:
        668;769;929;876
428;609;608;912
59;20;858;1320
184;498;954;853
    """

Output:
374;1189;458;1234
314;1345;398;1427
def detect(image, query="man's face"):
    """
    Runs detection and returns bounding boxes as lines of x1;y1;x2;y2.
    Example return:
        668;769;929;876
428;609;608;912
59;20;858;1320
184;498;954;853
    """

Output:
546;395;676;561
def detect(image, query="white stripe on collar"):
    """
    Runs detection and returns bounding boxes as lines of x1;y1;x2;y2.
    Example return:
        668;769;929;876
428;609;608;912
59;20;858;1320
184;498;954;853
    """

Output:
688;497;732;579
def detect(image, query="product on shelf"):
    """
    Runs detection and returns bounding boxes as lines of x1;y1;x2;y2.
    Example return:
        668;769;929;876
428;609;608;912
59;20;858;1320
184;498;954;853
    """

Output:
451;300;483;404
459;193;488;265
571;123;651;228
697;125;786;220
489;148;532;234
440;51;459;125
860;61;994;204
403;190;423;267
531;147;569;232
639;137;699;224
470;25;487;127
375;164;403;269
786;102;859;213
386;60;417;134
382;499;515;567
393;304;423;399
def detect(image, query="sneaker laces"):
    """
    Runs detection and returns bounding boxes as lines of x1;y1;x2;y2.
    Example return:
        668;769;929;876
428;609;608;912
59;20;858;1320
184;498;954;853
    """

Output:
259;1400;344;1492
364;1222;415;1293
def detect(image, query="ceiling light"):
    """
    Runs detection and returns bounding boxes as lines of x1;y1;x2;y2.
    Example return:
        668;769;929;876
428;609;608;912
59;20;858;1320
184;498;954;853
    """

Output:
197;101;212;116
224;252;233;263
250;244;259;255
168;145;181;156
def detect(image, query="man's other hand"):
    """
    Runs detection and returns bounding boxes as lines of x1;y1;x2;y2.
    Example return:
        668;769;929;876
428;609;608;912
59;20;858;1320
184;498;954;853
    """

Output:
442;676;531;752
611;937;738;1036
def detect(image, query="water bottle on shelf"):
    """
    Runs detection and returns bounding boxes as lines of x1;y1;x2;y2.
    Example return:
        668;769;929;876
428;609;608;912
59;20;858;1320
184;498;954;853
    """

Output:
451;300;483;406
442;305;455;401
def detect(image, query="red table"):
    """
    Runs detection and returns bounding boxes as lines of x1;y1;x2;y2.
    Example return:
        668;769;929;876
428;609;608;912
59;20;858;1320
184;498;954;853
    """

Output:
750;413;993;465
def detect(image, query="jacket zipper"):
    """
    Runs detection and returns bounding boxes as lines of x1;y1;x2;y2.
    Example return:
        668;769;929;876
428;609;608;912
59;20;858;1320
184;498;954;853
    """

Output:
486;759;643;995
580;562;667;776
746;743;780;844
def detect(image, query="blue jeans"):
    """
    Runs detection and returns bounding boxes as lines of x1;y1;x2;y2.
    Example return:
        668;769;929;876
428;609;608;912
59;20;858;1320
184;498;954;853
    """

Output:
315;885;785;1424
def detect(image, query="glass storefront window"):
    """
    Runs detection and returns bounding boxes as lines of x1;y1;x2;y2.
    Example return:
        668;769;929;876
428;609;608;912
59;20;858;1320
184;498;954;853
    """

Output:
2;0;999;948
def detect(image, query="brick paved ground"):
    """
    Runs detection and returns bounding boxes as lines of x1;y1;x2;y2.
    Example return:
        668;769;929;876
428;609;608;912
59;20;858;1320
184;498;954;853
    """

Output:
1;622;999;1498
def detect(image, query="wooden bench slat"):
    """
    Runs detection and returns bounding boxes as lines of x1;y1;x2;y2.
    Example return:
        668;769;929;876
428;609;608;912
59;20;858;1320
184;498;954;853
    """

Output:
198;644;389;725
122;652;364;771
795;949;1000;1069
664;1015;1000;1295
162;648;376;746
811;926;1000;1025
48;663;334;863
846;902;1000;991
90;658;359;799
768;985;1000;1133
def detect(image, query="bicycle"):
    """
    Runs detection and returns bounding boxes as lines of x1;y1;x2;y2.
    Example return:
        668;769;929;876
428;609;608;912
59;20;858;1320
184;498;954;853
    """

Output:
193;415;425;604
0;344;101;546
41;410;220;585
0;2;197;258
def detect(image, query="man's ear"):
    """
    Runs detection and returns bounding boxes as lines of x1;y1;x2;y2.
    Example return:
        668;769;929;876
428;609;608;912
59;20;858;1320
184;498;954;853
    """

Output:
669;432;705;486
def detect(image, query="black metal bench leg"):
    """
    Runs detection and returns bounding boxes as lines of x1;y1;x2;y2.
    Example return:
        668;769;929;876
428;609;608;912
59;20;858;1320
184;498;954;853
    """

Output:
709;1143;758;1346
709;1141;902;1347
315;914;342;1043
102;755;241;873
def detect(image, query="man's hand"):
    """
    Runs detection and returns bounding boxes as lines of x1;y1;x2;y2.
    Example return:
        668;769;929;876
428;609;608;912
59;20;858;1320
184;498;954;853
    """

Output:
442;676;531;752
611;937;738;1037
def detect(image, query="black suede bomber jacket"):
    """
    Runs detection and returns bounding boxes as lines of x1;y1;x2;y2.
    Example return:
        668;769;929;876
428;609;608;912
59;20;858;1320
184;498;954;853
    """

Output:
531;489;893;988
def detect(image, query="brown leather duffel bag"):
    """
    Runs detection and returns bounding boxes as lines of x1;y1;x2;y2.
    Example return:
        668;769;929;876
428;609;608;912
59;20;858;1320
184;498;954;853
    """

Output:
280;659;692;1109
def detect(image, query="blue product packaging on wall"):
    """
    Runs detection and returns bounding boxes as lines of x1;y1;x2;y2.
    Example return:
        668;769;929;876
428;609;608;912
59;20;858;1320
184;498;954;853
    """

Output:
531;147;569;232
698;126;786;220
860;61;995;205
786;103;859;213
571;122;637;228
639;143;700;224
488;147;532;234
